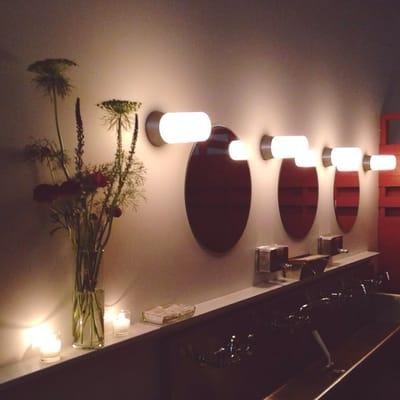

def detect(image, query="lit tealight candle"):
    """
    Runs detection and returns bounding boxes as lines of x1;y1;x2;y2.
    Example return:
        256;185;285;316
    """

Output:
39;332;61;363
113;310;131;337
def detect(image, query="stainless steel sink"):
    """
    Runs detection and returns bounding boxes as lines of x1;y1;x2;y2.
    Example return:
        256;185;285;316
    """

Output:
264;292;400;400
367;292;400;324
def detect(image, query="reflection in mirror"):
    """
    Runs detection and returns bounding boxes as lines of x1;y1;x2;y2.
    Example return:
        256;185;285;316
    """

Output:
278;159;318;239
334;170;360;232
185;126;251;253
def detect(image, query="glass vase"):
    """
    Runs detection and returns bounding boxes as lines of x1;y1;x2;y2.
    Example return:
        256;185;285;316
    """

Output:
73;247;104;349
72;289;104;349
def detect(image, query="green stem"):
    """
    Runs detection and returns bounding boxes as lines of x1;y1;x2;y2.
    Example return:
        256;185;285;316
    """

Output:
90;293;101;340
52;87;69;179
111;113;139;208
46;158;56;183
92;248;105;288
94;118;122;244
100;219;113;249
75;214;83;291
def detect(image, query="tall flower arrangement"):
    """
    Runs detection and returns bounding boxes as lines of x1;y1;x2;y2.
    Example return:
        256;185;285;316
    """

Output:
25;59;145;348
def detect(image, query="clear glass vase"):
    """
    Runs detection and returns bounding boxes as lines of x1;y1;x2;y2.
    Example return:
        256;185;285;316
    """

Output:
72;288;104;349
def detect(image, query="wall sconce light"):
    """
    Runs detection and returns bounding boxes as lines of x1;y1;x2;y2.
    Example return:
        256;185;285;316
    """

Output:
322;147;362;171
260;135;309;159
228;140;248;161
295;149;318;168
363;154;397;171
145;111;212;146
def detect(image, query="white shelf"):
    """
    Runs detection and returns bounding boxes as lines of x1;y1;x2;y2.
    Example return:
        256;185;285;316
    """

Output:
0;250;378;389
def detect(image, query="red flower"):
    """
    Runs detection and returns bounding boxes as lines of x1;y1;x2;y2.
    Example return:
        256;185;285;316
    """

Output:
33;184;59;202
111;207;122;218
90;172;108;188
59;180;81;198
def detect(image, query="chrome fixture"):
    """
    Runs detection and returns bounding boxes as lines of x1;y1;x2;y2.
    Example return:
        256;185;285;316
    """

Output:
145;111;212;146
260;135;309;160
311;330;335;370
297;301;344;373
360;271;390;294
363;154;396;171
255;245;295;282
290;255;330;280
322;147;362;171
317;234;348;256
255;245;289;273
185;333;255;369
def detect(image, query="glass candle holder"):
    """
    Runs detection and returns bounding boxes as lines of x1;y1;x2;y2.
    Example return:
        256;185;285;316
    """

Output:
113;310;131;337
40;332;61;363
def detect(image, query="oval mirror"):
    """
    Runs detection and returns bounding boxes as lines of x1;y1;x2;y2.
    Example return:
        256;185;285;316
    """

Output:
278;159;319;239
334;170;360;232
185;126;252;253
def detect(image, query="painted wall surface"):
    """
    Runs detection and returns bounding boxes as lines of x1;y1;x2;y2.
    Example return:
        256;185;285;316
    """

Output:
0;0;399;370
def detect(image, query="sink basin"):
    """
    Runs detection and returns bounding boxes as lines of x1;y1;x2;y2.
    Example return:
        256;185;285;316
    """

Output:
264;292;400;400
367;292;400;324
289;254;330;280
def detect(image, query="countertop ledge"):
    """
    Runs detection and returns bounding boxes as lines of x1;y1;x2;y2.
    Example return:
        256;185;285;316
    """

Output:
0;250;378;389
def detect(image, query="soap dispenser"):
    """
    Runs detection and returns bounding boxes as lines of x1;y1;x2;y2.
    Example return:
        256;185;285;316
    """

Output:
317;234;348;256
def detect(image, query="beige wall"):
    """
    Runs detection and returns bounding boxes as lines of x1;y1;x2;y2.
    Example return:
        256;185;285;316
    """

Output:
0;0;398;366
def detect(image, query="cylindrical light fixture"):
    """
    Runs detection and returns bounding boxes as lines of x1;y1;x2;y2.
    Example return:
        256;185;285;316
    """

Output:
363;154;397;171
322;147;362;171
146;111;212;146
260;135;309;159
295;149;318;168
228;140;248;161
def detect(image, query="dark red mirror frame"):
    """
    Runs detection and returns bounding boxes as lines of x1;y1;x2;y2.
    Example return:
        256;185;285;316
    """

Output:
333;170;360;233
185;126;252;253
278;159;319;239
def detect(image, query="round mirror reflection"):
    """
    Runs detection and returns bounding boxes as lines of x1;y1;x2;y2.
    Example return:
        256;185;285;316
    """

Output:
334;170;360;232
185;126;251;253
278;159;319;239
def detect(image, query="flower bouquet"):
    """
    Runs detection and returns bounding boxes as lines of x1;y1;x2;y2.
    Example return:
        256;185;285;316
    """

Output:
25;59;145;348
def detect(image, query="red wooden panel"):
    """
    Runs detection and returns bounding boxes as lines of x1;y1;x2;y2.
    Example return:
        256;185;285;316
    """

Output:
378;172;400;188
378;113;400;291
380;113;400;145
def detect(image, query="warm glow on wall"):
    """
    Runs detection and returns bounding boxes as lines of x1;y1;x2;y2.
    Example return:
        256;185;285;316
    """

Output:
228;140;248;160
29;324;51;349
39;332;61;363
365;154;397;171
27;324;62;362
146;111;211;146
295;149;318;167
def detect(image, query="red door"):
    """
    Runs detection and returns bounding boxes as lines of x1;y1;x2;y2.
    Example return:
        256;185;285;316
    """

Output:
379;113;400;291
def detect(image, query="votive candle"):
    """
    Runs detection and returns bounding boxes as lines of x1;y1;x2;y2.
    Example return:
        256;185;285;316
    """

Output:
40;332;61;363
113;310;131;337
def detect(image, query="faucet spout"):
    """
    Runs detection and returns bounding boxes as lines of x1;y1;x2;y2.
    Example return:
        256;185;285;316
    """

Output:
311;329;334;369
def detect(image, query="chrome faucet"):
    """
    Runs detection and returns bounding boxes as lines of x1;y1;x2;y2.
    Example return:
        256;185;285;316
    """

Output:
227;335;241;363
188;333;255;368
281;262;294;279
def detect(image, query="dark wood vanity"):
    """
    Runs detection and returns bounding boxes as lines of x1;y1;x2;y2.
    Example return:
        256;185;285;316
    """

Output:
162;252;396;400
2;251;398;400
